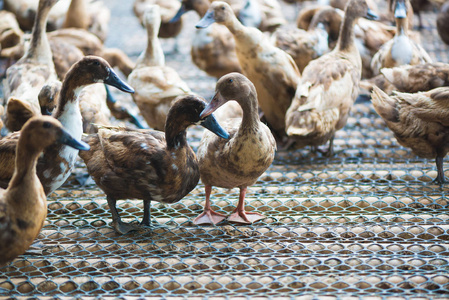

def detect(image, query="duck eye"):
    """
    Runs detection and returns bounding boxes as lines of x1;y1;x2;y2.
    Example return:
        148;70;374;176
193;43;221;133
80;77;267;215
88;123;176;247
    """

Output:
221;6;225;10
94;61;100;66
229;79;233;83
43;122;52;128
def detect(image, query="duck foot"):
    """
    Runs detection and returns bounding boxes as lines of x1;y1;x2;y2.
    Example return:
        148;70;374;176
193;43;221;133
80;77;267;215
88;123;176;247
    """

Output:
111;219;141;234
227;211;265;224
193;209;226;225
24;241;48;256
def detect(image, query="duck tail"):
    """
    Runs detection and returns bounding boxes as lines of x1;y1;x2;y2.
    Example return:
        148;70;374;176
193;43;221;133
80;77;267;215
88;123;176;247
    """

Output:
370;86;399;123
380;66;409;91
5;97;36;131
286;106;339;138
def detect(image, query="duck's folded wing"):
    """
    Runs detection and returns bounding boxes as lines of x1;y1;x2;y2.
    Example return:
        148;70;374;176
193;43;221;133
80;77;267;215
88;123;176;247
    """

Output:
0;132;20;187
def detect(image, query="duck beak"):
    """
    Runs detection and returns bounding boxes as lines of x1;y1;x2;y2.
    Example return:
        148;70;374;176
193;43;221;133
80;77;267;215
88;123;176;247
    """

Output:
104;68;135;94
394;0;407;19
199;114;230;139
41;107;53;116
200;91;226;118
365;8;379;20
196;10;215;28
58;129;91;151
170;3;187;23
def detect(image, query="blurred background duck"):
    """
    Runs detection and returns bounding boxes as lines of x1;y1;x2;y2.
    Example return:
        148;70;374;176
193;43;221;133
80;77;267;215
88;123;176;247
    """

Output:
0;116;89;267
195;73;276;225
380;62;449;93
0;56;134;195
370;0;432;76
437;1;449;45
128;5;191;131
79;95;229;234
3;0;59;132
170;0;242;78
285;0;377;155
196;1;300;143
371;86;449;184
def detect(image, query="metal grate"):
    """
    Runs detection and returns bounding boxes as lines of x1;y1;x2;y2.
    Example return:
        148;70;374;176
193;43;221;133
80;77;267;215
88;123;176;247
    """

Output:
1;1;449;298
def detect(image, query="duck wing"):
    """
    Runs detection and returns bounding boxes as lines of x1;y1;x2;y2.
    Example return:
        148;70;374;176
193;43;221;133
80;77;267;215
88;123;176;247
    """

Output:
0;132;20;188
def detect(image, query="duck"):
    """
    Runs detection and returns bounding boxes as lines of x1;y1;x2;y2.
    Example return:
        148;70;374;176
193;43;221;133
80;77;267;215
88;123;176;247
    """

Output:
196;1;300;142
380;62;449;93
78;94;230;234
134;0;183;39
370;0;432;76
371;86;449;184
0;10;23;50
271;8;332;73
0;116;89;267
170;0;242;79
437;1;449;45
285;0;377;154
195;73;276;225
0;56;135;194
128;5;191;131
38;80;61;115
3;0;59;132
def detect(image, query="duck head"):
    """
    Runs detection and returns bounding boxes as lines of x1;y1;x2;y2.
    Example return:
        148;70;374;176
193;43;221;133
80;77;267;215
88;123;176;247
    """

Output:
166;95;230;140
394;0;407;19
196;1;234;28
143;4;161;34
38;81;61;115
200;73;255;118
68;56;134;94
344;0;378;20
22;116;90;151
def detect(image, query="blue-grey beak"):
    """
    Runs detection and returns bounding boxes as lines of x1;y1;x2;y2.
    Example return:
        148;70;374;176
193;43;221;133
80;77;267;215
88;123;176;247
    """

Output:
196;10;215;28
365;8;379;20
170;3;188;23
59;129;90;151
199;114;230;139
104;68;135;94
394;0;407;19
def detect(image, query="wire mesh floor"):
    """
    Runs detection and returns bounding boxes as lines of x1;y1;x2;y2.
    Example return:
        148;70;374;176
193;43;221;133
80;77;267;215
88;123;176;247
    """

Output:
1;0;449;299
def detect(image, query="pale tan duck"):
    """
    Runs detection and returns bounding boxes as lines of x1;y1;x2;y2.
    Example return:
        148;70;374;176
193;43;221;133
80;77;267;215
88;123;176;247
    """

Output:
196;1;300;141
371;86;449;184
285;0;377;154
380;62;449;93
0;56;134;194
0;116;89;267
370;0;432;76
3;0;59;132
79;95;229;234
195;73;276;225
171;0;241;79
128;5;191;131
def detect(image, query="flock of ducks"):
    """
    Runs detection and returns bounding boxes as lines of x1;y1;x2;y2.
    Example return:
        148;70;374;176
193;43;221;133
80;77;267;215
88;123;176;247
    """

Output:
0;0;448;266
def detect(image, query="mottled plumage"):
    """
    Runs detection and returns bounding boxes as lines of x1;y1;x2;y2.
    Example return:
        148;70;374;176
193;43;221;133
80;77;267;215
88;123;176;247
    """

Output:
79;95;229;234
371;86;449;184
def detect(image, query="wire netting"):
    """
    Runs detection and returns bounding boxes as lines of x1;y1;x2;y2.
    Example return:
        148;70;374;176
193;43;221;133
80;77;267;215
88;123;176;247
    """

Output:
1;0;449;299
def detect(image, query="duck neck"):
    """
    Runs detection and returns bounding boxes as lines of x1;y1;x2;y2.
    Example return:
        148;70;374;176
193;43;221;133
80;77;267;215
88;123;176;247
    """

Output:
138;22;164;67
395;18;408;36
24;0;55;65
165;127;188;151
10;134;41;188
224;15;246;36
63;0;89;29
335;13;357;52
239;95;260;130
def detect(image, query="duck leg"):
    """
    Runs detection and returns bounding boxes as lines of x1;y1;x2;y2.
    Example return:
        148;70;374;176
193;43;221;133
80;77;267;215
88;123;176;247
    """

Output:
227;187;265;224
141;200;151;226
434;156;446;185
107;196;140;234
193;185;226;225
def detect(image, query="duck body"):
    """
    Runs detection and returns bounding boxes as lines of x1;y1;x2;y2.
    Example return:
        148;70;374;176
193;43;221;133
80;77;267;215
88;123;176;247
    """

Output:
285;0;377;153
195;73;276;225
79;95;230;234
370;0;432;76
3;0;59;132
371;86;449;184
380;62;449;93
0;56;135;194
171;0;241;78
129;5;191;131
0;116;89;267
196;1;300;140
